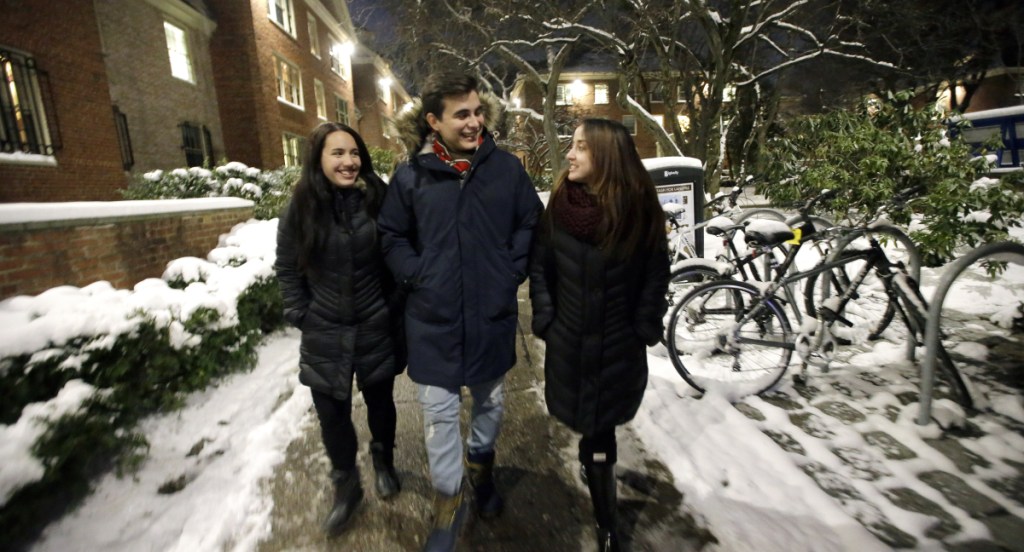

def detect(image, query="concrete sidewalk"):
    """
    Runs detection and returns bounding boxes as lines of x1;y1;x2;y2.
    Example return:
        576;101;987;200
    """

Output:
255;286;711;551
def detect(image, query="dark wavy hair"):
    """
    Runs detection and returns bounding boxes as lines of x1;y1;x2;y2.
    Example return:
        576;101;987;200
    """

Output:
287;122;386;272
545;118;664;260
416;71;479;143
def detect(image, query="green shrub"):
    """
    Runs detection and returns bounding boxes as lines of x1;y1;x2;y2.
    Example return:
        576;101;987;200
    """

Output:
760;91;1024;265
122;163;299;220
370;146;398;178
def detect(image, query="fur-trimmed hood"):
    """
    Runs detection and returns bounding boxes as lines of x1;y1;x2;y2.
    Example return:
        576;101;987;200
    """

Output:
392;91;505;158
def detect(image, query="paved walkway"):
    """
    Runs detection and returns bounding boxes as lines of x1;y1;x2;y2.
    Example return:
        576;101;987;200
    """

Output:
255;287;710;551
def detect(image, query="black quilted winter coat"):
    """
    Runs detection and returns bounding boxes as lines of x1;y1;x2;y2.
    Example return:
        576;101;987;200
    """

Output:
275;183;404;400
529;220;670;436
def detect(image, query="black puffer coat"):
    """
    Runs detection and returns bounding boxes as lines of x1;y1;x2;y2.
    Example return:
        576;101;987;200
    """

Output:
529;221;670;436
275;183;404;400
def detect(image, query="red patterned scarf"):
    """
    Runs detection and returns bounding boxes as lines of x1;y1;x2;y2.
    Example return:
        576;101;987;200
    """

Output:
431;133;481;177
553;182;603;244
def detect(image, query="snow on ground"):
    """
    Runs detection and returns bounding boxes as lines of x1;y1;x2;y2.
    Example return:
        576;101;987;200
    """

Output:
20;219;1024;552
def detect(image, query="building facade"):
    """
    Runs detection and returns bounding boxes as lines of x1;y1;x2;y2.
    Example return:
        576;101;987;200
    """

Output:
352;50;411;160
0;0;409;204
0;1;126;202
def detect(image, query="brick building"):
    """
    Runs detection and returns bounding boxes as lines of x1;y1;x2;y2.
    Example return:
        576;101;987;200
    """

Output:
352;50;411;159
0;1;126;202
95;0;225;173
1;0;410;204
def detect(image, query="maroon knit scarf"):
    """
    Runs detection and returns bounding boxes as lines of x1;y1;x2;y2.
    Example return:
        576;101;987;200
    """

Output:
432;133;481;177
553;182;603;244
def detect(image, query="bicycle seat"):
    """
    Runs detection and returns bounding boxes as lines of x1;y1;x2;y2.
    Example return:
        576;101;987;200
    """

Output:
705;216;743;237
743;219;794;247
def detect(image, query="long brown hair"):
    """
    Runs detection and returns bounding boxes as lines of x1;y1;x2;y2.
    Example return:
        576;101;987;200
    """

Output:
546;118;664;259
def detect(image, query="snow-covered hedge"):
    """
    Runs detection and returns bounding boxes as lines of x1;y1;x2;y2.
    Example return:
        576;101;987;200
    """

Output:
122;162;299;220
0;219;284;542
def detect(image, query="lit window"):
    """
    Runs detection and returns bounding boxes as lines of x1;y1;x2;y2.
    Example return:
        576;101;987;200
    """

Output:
555;84;570;106
378;77;391;104
282;132;302;167
334;94;349;125
308;16;320;58
268;0;295;36
0;47;56;156
314;79;326;119
594;83;609;105
274;55;303;108
622;115;636;135
677;115;690;132
330;39;352;80
163;21;194;83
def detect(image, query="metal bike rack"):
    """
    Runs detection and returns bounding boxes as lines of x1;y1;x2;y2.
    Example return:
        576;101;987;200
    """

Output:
916;241;1024;426
822;224;923;363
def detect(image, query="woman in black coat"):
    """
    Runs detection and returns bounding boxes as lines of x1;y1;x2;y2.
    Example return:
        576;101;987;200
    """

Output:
529;118;670;552
274;122;405;537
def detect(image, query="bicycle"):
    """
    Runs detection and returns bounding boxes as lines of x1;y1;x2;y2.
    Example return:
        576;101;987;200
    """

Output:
663;208;972;407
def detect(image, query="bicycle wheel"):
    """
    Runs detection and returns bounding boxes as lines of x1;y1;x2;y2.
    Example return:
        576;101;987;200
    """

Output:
733;207;787;224
666;262;727;307
667;280;793;397
802;250;896;343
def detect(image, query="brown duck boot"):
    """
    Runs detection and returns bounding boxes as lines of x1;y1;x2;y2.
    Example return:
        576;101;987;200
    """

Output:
421;485;469;552
466;449;504;519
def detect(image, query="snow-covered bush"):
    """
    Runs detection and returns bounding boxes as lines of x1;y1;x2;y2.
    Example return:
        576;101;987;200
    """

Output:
123;162;299;220
760;91;1024;266
0;220;284;543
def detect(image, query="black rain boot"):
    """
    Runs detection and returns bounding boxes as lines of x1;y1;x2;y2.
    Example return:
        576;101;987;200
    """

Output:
585;461;621;552
370;441;401;499
323;468;364;537
466;449;504;519
421;485;469;552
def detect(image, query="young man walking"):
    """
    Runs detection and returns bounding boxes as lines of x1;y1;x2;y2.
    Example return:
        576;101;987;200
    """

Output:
378;71;542;551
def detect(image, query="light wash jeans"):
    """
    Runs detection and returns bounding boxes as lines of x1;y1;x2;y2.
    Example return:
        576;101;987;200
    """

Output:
417;376;505;496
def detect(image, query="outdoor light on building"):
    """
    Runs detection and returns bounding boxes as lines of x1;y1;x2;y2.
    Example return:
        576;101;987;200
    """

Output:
513;97;521;108
379;77;392;90
340;41;355;57
402;101;414;112
570;79;586;101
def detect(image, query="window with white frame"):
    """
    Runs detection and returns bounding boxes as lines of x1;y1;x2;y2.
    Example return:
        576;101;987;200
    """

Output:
334;94;349;125
282;132;302;167
649;82;664;103
622;115;636;135
274;55;302;108
329;38;351;80
268;0;295;36
314;79;326;119
594;83;609;105
555;84;570;106
307;15;320;58
163;21;194;83
1;47;57;156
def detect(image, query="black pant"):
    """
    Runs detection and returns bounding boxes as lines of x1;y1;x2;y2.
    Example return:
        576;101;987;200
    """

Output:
311;377;397;472
579;428;617;465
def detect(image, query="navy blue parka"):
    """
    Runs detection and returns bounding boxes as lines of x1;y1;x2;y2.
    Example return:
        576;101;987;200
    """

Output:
378;128;542;388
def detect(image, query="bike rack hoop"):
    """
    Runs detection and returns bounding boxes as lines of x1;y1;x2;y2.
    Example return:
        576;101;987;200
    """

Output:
916;241;1024;426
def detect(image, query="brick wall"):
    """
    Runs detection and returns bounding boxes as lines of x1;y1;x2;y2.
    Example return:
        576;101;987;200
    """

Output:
207;0;357;170
0;1;127;202
0;204;254;300
95;0;225;173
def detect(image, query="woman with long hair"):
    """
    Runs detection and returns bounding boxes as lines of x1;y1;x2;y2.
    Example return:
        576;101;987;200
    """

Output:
274;122;405;536
529;118;670;551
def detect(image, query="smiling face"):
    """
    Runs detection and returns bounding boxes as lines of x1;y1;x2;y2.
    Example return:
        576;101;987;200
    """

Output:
320;130;362;188
426;90;484;157
566;125;593;184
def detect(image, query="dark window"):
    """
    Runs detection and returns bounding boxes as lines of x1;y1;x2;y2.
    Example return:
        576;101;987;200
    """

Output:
180;122;212;167
112;106;133;170
1;46;60;155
